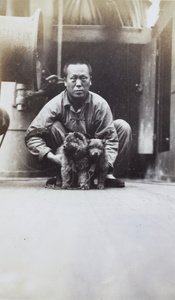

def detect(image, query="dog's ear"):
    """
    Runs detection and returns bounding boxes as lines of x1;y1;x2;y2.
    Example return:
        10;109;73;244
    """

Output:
74;132;80;138
74;132;85;141
102;139;106;146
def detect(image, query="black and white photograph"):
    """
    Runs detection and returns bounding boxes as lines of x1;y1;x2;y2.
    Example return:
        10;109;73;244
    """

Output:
0;0;175;299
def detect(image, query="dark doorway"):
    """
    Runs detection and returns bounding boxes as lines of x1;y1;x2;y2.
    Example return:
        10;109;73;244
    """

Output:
156;20;172;153
62;42;141;177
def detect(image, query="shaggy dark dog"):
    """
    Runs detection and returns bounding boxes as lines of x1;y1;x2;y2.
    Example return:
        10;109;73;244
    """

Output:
0;107;10;147
0;107;10;136
88;138;109;189
61;132;90;189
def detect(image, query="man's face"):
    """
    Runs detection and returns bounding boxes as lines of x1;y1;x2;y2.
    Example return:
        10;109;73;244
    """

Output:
64;64;92;100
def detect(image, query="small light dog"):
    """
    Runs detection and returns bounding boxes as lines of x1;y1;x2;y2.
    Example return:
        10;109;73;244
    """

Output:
61;132;90;189
88;138;109;189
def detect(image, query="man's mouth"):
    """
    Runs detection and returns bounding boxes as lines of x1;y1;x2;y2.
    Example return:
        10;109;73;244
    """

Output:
74;90;84;93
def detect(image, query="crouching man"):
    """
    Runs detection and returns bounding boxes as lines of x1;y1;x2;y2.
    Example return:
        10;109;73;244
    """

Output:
25;59;132;188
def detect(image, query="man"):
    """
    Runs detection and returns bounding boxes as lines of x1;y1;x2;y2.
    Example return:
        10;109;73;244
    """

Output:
25;59;132;188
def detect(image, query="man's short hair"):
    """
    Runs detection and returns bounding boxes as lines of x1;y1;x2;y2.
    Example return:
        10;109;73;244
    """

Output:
63;58;92;77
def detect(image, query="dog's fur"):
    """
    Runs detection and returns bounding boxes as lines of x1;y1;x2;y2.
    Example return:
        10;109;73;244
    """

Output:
88;138;109;189
61;132;90;189
0;107;10;136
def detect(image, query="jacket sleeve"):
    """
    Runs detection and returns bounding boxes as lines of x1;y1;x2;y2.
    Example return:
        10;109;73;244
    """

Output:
25;96;61;161
94;100;118;168
25;136;52;161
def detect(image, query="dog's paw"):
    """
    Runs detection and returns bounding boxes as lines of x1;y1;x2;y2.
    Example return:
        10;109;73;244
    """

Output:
80;183;90;190
62;183;71;189
56;177;62;187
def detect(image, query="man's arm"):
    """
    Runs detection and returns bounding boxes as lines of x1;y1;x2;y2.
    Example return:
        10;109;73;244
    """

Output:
25;136;52;161
26;135;62;166
25;94;62;162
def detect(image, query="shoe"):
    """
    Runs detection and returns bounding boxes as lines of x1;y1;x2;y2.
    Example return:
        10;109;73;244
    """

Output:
46;177;57;185
105;175;125;188
45;176;61;189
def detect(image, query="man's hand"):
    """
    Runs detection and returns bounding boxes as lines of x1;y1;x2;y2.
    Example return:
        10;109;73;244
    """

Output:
46;152;62;167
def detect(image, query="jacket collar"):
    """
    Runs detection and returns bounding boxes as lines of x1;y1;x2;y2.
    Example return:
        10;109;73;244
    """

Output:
63;90;90;107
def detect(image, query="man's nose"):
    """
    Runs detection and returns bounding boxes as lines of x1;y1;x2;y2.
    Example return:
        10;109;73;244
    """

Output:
76;78;82;86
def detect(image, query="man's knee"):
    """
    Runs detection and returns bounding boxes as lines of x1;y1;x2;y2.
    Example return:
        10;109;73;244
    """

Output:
114;119;132;138
51;121;67;134
50;121;67;148
113;119;132;171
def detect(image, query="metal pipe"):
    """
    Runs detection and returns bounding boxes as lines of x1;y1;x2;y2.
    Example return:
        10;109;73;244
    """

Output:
57;0;63;78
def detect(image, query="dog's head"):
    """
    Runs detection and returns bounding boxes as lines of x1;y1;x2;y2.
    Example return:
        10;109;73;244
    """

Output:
88;138;106;161
63;132;88;157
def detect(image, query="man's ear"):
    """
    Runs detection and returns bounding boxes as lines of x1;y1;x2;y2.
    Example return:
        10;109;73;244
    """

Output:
64;77;67;87
90;76;92;86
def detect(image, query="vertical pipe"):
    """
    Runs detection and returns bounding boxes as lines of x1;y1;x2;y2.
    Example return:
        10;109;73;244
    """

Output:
57;0;63;78
6;0;30;16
